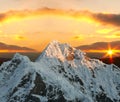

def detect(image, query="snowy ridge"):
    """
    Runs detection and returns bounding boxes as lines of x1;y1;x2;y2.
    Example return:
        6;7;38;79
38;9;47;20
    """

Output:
0;41;120;102
0;53;30;86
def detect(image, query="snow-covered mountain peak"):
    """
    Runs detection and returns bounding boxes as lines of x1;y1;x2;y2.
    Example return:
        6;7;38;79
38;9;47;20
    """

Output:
0;53;31;86
0;41;120;102
36;41;86;63
0;53;30;73
12;53;30;62
36;41;103;69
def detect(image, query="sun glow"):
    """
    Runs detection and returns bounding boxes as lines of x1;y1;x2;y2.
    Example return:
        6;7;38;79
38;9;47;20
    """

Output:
102;44;120;63
107;49;114;56
0;50;34;53
83;44;120;63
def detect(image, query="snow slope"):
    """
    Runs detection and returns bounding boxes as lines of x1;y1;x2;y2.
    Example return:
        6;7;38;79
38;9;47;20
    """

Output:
0;41;120;102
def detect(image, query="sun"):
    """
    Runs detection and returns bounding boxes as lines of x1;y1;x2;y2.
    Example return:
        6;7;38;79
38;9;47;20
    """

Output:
102;44;116;63
107;49;114;56
106;49;115;63
94;43;120;63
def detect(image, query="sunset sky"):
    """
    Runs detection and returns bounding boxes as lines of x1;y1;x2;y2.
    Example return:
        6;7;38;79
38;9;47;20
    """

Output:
0;0;120;52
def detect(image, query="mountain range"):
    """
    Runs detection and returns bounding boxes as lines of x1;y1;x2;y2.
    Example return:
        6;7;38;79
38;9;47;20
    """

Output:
0;41;120;102
76;41;120;51
0;42;36;52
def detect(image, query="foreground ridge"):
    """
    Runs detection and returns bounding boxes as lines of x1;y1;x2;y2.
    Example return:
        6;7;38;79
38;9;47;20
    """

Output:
0;41;120;102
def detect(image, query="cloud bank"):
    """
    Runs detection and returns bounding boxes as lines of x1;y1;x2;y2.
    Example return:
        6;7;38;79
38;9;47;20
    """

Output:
0;8;120;26
93;13;120;26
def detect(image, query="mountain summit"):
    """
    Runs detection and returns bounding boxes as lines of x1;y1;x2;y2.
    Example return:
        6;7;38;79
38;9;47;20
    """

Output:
37;40;85;63
0;41;120;102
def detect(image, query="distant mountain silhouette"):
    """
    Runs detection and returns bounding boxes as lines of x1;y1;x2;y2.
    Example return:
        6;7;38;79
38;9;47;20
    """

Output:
0;58;10;65
0;42;36;52
100;57;120;68
77;41;120;50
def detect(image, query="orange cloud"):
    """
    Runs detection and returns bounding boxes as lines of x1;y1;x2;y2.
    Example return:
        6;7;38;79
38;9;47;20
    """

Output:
0;8;120;26
105;31;120;38
73;35;84;40
0;8;94;24
96;28;114;34
115;33;120;36
15;35;26;40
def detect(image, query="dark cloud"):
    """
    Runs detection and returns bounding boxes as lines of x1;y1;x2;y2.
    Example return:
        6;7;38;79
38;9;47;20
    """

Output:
0;14;6;21
0;42;36;52
93;13;120;26
77;41;120;50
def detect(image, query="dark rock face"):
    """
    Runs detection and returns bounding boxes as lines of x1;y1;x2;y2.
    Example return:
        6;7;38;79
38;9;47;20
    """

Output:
21;72;68;102
47;87;66;102
29;73;67;102
24;73;46;102
96;93;113;102
8;73;33;102
25;95;40;102
0;58;21;73
31;73;46;96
